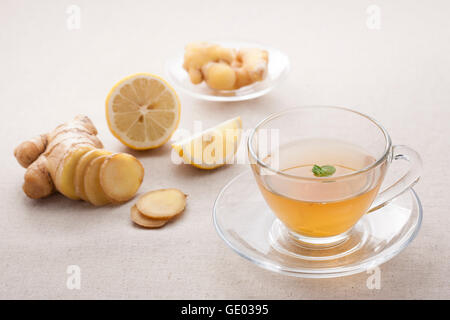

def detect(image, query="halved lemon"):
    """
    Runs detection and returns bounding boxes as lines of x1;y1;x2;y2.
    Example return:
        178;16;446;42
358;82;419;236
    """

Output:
106;73;181;150
172;117;242;169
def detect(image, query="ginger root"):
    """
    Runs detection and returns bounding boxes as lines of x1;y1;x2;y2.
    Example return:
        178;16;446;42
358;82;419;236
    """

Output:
183;42;235;85
202;62;237;90
14;115;144;205
183;42;269;91
232;48;269;89
14;115;103;199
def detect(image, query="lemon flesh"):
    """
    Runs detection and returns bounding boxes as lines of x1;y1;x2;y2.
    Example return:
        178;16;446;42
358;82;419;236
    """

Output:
172;117;242;169
106;73;180;150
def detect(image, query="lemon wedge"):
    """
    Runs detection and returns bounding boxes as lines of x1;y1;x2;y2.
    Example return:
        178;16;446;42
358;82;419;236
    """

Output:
106;73;181;150
172;117;242;169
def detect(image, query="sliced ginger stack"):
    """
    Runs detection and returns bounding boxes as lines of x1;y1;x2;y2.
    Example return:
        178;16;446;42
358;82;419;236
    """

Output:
131;189;187;228
14;115;144;205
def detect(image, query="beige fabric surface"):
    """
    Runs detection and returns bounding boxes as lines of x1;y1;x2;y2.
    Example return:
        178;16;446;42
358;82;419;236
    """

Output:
1;0;449;299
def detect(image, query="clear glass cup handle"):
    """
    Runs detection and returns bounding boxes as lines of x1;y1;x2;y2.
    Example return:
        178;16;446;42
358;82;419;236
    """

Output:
368;145;422;213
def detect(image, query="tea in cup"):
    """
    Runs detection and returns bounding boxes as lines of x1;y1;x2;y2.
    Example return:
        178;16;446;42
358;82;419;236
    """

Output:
248;106;421;247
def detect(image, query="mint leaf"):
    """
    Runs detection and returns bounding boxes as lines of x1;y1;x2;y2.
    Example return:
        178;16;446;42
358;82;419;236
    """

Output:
312;164;336;177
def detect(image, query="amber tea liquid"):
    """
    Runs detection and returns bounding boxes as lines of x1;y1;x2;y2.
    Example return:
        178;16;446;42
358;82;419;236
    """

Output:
254;138;386;238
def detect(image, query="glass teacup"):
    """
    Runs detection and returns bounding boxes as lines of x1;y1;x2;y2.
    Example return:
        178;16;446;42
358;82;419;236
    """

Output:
248;106;422;248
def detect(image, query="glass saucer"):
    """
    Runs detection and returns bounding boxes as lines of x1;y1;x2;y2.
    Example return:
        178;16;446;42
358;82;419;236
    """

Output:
165;41;290;101
213;170;422;278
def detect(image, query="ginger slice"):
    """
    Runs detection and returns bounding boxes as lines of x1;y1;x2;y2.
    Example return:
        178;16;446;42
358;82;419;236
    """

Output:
54;146;95;200
130;205;168;228
99;153;144;202
136;188;186;220
84;155;111;206
74;149;111;200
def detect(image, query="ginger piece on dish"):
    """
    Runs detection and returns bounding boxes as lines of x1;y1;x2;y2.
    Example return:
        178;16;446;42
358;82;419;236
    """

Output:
232;48;269;89
202;61;236;90
183;42;268;91
183;42;235;85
